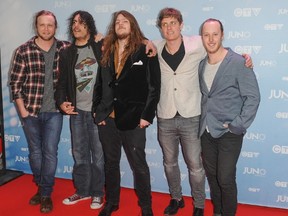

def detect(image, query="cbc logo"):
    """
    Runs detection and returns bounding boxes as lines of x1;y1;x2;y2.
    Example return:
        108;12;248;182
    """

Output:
275;112;288;119
234;8;261;17
275;181;288;188
241;151;260;158
272;145;288;154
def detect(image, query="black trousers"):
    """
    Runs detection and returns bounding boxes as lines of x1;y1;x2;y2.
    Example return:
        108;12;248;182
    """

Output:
201;131;243;216
98;117;152;209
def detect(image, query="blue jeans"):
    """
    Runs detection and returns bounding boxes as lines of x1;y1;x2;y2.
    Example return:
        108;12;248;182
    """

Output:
201;130;243;216
70;109;105;197
98;118;152;209
22;112;63;197
157;115;206;208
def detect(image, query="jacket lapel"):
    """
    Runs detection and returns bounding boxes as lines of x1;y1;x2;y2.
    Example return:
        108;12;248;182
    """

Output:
199;57;209;95
116;48;142;80
208;49;231;95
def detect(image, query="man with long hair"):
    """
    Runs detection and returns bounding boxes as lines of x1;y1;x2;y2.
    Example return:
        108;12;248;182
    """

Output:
92;10;161;216
55;10;105;210
10;10;70;213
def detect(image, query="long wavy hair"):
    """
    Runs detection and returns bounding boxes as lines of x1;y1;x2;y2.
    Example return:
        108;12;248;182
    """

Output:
67;10;98;44
101;10;145;67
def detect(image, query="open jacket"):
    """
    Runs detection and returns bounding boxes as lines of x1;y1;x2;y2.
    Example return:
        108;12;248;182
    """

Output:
55;40;102;110
92;44;161;130
199;48;260;138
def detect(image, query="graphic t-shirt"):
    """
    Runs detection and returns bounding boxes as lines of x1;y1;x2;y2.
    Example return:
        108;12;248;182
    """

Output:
75;45;98;111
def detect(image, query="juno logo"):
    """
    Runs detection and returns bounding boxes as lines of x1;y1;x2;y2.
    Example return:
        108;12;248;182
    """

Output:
268;90;288;99
244;132;265;141
63;166;73;173
276;195;288;203
227;31;251;39
279;43;288;53
243;167;266;176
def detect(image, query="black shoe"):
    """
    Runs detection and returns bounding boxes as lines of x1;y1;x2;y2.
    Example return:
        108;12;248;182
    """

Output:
164;198;185;215
98;203;119;216
141;207;153;216
29;191;41;205
40;196;53;213
193;207;204;216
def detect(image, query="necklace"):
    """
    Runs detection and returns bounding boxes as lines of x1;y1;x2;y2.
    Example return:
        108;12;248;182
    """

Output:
165;43;180;55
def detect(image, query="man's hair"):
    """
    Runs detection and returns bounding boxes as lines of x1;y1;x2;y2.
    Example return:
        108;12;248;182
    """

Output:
199;18;224;35
101;10;145;67
67;10;98;44
157;7;183;28
34;10;58;28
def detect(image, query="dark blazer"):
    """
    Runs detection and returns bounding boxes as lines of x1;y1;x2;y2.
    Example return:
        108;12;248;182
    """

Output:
198;48;260;138
55;41;103;110
92;44;161;130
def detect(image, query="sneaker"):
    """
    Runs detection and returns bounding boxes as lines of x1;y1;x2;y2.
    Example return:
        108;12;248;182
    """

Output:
90;196;104;209
62;194;90;205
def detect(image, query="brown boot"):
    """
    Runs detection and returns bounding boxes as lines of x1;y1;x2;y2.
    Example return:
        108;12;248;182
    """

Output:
29;187;41;205
40;196;53;213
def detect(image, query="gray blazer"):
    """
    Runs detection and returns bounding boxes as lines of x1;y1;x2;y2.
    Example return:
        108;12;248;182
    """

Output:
199;48;260;138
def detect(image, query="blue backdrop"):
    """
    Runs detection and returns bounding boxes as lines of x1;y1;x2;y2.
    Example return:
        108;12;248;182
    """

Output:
0;0;287;210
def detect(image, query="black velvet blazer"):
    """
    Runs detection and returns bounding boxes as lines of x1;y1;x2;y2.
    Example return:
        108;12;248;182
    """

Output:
92;44;161;130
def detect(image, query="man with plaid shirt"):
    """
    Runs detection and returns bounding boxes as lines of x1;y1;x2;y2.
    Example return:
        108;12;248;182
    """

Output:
9;10;70;213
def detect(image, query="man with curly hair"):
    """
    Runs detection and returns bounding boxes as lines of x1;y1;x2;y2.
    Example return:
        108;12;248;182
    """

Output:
55;10;105;210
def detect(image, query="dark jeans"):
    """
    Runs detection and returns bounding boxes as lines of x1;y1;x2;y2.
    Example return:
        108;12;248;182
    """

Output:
22;112;63;197
98;117;152;209
70;109;105;197
201;131;243;216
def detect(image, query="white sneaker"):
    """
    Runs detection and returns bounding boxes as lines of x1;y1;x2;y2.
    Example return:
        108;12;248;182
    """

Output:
90;196;104;209
62;194;90;205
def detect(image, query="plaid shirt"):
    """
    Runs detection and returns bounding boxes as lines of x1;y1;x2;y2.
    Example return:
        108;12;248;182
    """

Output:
10;36;70;116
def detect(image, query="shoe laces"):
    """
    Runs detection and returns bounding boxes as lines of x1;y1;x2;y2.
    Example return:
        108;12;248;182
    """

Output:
69;194;81;201
92;197;102;203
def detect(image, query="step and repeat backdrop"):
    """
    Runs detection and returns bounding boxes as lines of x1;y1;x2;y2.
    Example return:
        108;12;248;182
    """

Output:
0;0;287;209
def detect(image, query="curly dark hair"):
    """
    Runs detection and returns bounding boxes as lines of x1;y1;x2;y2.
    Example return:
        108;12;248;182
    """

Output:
67;10;98;44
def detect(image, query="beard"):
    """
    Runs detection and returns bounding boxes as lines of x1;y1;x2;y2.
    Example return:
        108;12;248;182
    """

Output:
116;32;129;40
38;34;54;41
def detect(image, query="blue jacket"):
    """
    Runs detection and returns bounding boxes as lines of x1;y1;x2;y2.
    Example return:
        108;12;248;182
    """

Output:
199;48;260;138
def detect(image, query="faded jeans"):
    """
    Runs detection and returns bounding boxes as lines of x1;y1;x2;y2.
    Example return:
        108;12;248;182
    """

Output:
70;109;105;197
22;112;63;197
157;115;206;208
